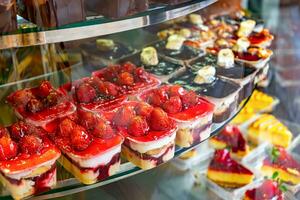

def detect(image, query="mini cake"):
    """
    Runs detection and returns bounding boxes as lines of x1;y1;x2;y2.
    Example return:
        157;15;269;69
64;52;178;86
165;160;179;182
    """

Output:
247;114;293;148
81;39;136;68
139;85;214;147
104;101;177;170
261;147;300;185
7;80;76;128
207;149;254;188
168;69;241;123
120;47;185;81
50;109;124;184
210;125;249;159
18;0;86;27
0;122;60;200
92;62;161;98
0;0;17;33
248;29;274;48
244;179;284;200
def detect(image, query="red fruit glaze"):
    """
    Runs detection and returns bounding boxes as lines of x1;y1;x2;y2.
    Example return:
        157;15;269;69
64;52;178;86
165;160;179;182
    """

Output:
92;119;115;139
118;72;134;86
248;30;273;45
209;149;253;174
20;135;42;154
70;126;92;151
234;51;261;62
10;121;29;141
181;91;199;108
163;96;182;114
76;83;97;103
128;116;149;137
245;180;283;200
0;136;18;161
149;107;171;131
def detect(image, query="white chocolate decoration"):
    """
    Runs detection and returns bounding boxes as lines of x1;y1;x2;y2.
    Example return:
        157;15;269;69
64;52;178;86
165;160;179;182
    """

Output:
189;14;203;26
166;34;185;50
179;28;192;38
194;65;216;84
217;49;235;68
237;20;256;37
140;47;159;66
233;37;250;52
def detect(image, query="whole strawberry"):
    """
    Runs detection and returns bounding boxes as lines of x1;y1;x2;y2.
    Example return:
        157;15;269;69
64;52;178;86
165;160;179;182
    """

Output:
128;116;149;137
149;107;170;131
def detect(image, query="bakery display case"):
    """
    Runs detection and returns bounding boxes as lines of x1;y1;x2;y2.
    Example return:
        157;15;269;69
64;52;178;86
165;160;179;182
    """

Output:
0;0;299;199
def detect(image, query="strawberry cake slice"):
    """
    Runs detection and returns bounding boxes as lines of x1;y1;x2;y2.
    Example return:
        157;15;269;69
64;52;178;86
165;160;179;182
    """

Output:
210;125;249;159
207;149;254;188
49;109;124;185
0;122;60;200
7;80;76;127
104;101;177;170
139;85;214;147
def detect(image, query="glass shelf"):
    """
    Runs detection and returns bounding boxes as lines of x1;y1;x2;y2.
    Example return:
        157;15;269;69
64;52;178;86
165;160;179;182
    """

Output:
0;93;251;200
0;0;217;50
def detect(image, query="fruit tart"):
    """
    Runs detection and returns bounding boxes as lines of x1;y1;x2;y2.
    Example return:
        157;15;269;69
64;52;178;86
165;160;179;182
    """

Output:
92;62;161;99
168;68;241;123
49;109;124;184
244;179;284;200
7;80;76;128
0;122;60;200
210;125;249;159
104;101;177;170
261;147;300;185
80;39;136;68
120;47;185;82
139;85;214;147
207;149;254;188
247;114;293;148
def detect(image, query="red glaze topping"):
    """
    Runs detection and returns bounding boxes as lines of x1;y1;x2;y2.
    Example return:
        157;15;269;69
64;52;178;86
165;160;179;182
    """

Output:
139;85;214;122
234;51;261;62
7;81;76;125
248;29;273;45
92;62;161;96
263;147;300;172
0;123;60;173
104;101;177;143
245;180;283;200
213;125;247;153
208;149;253;175
52;109;123;157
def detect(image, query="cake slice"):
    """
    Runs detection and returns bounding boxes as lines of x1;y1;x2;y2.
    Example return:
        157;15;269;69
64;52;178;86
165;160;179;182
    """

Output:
244;179;284;200
210;125;249;159
247;114;292;148
261;147;300;185
207;149;254;188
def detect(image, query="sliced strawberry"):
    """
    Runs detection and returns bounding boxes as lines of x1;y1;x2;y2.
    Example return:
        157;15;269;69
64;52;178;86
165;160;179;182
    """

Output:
26;98;43;113
168;85;186;97
38;81;53;98
20;135;42;154
118;72;134;86
135;102;153;118
149;107;170;131
0;136;18;161
59;118;76;138
113;105;136;127
163;96;182;114
92;119;115;139
70;126;92;151
76;83;97;103
128;116;149;137
10;121;29;141
180;91;199;108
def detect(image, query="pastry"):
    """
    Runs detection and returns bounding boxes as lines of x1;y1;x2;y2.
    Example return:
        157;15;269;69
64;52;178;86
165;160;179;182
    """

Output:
207;149;254;188
261;147;300;185
104;101;177;170
7;80;76;128
139;85;214;147
0;122;60;199
50;109;124;184
210;125;249;159
247;114;292;148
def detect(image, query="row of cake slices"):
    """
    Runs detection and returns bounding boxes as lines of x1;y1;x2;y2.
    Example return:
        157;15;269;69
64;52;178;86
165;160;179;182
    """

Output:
1;67;220;200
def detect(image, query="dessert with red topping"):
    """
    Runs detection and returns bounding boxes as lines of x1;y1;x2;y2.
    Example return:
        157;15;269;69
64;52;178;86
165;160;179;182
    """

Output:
244;179;284;200
0;122;60;200
104;101;177;169
7;81;76;128
248;29;274;48
92;62;161;99
261;147;300;185
210;125;249;159
207;149;254;188
139;85;214;147
49;109;124;184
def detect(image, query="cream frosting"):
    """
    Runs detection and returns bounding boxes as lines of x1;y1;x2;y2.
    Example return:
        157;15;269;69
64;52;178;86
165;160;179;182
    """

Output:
217;49;235;68
194;66;216;84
